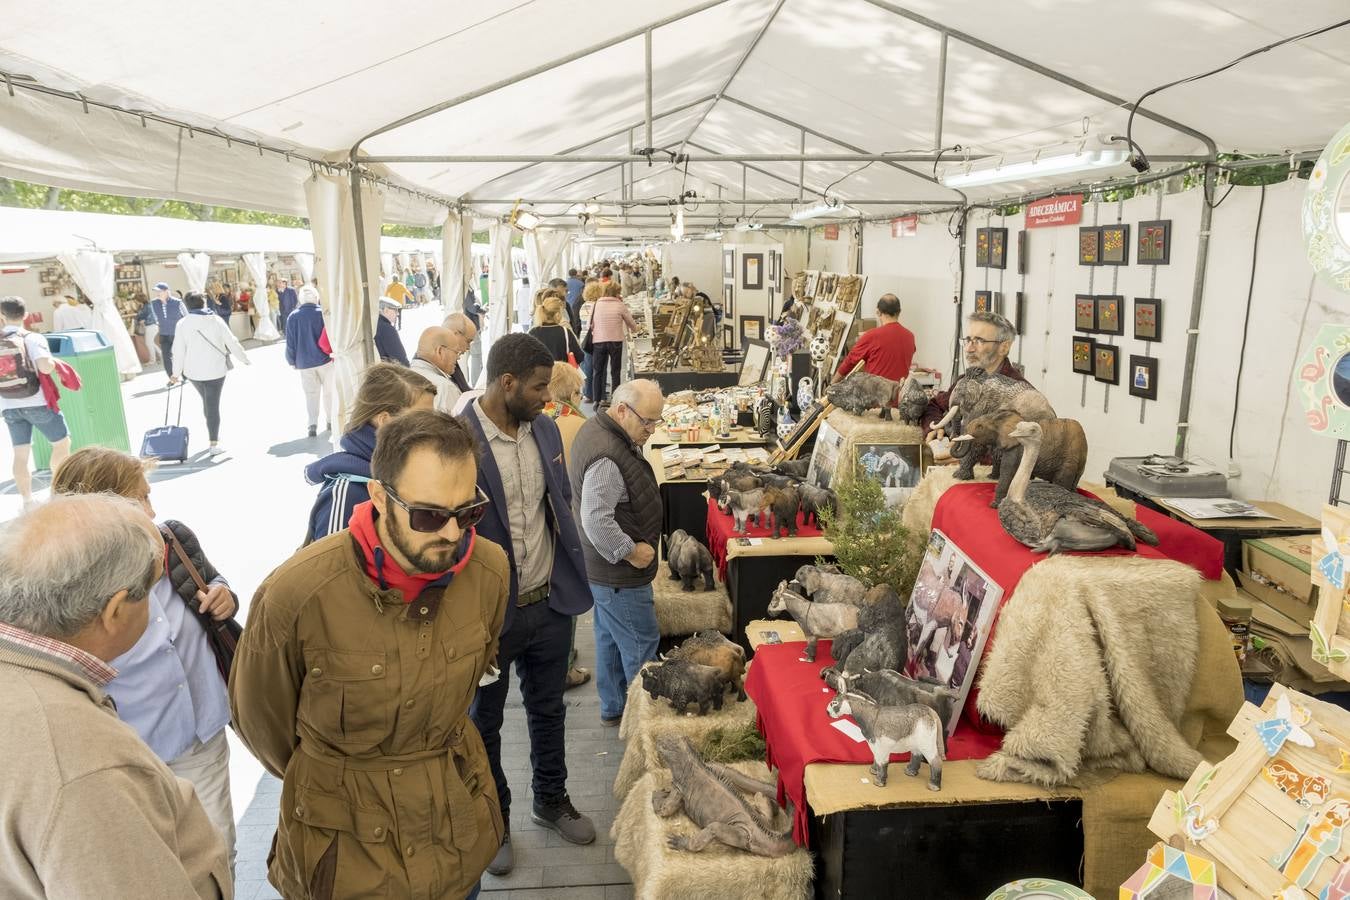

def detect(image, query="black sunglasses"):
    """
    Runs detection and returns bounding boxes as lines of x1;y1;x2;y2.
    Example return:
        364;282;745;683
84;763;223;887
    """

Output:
382;483;489;533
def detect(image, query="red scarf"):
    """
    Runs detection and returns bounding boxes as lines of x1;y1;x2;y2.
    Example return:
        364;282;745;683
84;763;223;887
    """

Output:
348;500;475;603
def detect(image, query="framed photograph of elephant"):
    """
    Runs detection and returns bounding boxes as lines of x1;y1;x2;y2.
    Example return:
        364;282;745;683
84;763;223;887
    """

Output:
856;443;922;510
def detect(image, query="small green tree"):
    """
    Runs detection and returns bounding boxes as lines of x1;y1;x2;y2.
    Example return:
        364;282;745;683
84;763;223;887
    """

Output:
818;465;924;600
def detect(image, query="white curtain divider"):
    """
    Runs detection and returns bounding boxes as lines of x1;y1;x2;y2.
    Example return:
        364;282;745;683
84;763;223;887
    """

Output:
531;228;571;286
441;210;473;314
294;252;315;285
379;253;394;277
304;173;385;442
176;251;210;293
487;222;514;359
56;249;141;376
523;230;543;324
397;252;410;271
241;252;281;341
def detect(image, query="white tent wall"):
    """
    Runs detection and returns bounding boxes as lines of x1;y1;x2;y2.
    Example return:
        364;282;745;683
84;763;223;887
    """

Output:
487;222;514;366
807;227;853;272
241;252;280;341
441;210;472;313
661;242;722;299
858;216;961;368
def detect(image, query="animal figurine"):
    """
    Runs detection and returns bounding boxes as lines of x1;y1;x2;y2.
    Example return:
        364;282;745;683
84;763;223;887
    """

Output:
826;371;904;420
896;375;930;426
773;458;811;480
795;484;837;528
822;668;959;727
652;734;796;857
826;691;945;790
930;367;1056;480
952;410;1086;505
767;581;860;662
762;484;801;538
667;529;716;592
640;659;733;715
665;631;747;701
758;472;799;491
794;564;867;607
998;421;1159;553
721;488;768;534
824;585;908;677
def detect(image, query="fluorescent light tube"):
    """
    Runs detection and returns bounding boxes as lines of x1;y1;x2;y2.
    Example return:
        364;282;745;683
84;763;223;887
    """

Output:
940;147;1129;188
790;197;844;221
733;221;762;232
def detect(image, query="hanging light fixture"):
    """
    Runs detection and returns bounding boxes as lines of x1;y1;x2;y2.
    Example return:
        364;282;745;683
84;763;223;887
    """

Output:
509;199;540;231
733;220;762;232
789;196;845;221
939;136;1129;188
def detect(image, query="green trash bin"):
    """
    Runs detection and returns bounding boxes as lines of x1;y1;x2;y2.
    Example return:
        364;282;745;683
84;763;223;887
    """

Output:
33;330;131;470
478;273;489;308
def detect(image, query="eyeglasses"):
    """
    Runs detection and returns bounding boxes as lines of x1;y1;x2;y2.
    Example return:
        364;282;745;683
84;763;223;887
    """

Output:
622;402;661;430
382;483;489;533
961;336;1005;347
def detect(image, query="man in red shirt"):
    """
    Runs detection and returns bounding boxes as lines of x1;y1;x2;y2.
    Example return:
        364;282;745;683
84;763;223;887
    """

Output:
831;293;916;384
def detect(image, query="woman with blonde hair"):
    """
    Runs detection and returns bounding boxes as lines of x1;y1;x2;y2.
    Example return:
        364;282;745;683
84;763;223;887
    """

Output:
51;446;240;866
542;360;592;689
529;296;583;364
585;280;638;404
303;362;437;542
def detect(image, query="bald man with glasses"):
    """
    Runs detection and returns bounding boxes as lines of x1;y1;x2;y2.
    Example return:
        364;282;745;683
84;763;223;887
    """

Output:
923;310;1029;441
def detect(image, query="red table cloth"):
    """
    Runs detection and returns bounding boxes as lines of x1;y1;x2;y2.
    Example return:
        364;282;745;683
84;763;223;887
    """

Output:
747;482;1223;846
706;497;824;582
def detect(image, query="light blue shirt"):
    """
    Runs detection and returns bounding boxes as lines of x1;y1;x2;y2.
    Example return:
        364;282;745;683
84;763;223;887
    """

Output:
107;574;231;762
579;457;634;565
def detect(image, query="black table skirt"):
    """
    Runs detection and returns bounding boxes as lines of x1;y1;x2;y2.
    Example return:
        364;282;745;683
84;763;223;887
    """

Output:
727;553;834;654
660;481;710;556
641;369;739;394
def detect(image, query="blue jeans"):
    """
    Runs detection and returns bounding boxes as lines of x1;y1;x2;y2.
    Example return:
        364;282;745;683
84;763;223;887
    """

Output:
465;881;481;900
590;583;660;720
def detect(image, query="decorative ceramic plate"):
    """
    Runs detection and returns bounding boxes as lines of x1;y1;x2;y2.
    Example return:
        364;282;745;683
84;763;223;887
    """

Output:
1302;120;1350;293
1297;323;1350;438
985;879;1094;900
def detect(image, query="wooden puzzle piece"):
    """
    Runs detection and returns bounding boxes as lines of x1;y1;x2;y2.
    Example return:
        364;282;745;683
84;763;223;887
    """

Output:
1262;758;1330;807
1270;799;1350;889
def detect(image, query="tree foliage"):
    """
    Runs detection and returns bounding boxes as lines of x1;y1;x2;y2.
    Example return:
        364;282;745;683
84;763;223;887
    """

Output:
818;465;924;598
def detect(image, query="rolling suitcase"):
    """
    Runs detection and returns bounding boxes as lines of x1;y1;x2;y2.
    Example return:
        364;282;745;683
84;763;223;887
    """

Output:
141;379;189;462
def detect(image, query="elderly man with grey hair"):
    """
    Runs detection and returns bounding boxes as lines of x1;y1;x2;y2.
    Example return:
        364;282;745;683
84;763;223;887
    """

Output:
923;309;1028;440
568;377;665;726
0;495;231;899
443;310;480;389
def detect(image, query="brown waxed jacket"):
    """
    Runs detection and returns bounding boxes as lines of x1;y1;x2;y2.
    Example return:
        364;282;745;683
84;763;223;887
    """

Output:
229;528;509;900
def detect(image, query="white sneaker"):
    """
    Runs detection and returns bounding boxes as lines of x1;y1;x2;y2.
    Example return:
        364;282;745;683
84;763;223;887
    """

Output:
207;445;225;456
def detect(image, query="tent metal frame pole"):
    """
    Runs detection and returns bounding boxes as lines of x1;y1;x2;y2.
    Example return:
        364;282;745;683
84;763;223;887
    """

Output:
741;165;747;219
685;140;833;198
858;0;1218;157
349;0;736;156
1173;164;1216;460
367;152;993;163
465;197;951;205
644;30;654;153
798;130;806;201
349;167;376;366
934;33;948;149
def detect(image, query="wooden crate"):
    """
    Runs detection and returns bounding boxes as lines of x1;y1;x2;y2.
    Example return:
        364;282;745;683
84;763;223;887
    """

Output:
1311;505;1350;681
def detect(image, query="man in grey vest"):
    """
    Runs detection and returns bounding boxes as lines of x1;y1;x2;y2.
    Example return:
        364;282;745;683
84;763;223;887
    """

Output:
567;378;665;726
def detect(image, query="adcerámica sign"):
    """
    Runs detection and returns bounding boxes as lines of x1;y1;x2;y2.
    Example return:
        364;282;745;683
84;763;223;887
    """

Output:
1024;194;1083;228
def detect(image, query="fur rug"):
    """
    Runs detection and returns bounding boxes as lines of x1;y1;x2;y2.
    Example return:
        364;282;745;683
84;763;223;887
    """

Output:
652;577;733;636
901;463;993;535
615;662;758;800
975;555;1203;787
613;762;813;900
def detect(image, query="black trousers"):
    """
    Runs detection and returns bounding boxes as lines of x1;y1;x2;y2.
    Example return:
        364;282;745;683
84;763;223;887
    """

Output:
190;377;225;442
587;341;623;402
158;334;175;378
469;601;572;821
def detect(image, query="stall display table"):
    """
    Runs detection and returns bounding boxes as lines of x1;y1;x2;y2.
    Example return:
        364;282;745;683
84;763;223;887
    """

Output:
640;367;739;395
649;425;765;448
1151;498;1320;581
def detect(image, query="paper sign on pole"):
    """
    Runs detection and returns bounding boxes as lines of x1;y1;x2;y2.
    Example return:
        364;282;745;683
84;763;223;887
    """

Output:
823;224;840;241
891;215;919;238
1024;194;1083;228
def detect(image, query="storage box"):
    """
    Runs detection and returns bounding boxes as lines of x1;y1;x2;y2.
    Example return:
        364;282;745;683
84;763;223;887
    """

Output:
1241;534;1319;625
1104;455;1230;501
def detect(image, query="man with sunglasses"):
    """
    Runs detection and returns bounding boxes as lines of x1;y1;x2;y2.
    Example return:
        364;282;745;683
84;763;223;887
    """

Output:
230;411;509;900
568;378;666;729
460;333;595;876
923;310;1029;441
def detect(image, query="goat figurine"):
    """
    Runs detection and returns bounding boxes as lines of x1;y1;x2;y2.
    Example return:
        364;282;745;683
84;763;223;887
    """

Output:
767;580;859;662
721;488;769;534
826;691;945;790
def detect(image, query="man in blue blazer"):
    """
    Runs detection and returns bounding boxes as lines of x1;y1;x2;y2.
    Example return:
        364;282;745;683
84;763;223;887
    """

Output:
461;333;593;877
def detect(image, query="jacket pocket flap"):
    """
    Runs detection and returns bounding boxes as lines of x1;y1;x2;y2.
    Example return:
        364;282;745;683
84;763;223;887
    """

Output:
304;648;387;682
294;790;390;843
442;622;486;662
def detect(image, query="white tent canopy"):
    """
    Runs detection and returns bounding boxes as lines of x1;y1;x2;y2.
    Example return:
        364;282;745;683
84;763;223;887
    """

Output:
1;0;1347;230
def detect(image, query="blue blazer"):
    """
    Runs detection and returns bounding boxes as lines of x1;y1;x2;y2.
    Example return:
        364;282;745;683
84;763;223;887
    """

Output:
461;405;591;632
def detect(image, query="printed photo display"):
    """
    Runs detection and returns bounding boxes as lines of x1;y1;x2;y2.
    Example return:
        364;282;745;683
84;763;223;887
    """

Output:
1129;355;1159;400
904;530;1004;735
856;443;922;509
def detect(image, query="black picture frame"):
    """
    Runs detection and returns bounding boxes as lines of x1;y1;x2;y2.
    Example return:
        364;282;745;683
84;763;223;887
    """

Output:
1078;227;1101;266
1133;298;1162;342
741;253;765;290
988;227;1008;269
723;282;734;317
1137;220;1171;265
768;251;779;287
1011;291;1025;334
975;228;990;267
1094;295;1124;336
1093;344;1119;384
1128;355;1158;400
1017;230;1028;275
1072;336;1095;374
740;315;765;345
722;249;735;280
739;339;771;387
1075;294;1097;332
1100;223;1130;266
974;290;994;313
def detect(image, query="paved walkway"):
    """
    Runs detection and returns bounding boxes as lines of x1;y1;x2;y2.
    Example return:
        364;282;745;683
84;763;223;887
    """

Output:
0;303;633;900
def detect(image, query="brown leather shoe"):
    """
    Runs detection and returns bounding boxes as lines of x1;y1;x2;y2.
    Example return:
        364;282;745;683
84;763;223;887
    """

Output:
565;666;591;690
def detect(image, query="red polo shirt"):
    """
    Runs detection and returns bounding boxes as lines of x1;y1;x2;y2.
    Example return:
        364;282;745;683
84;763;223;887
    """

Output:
835;320;916;382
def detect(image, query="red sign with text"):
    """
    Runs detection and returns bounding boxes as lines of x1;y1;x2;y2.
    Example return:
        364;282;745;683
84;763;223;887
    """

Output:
1024;194;1083;228
891;215;918;238
822;224;840;240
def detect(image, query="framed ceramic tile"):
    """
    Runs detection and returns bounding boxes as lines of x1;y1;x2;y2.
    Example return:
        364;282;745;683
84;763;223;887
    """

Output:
988;227;1008;269
741;253;764;291
740;315;765;345
722;249;735;281
1075;294;1097;332
1133;298;1162;342
975;228;990;267
1072;336;1095;375
1100;223;1130;265
1095;295;1124;335
1078;227;1101;266
1137;220;1171;265
1093;344;1119;384
974;290;994;313
1128;355;1158;400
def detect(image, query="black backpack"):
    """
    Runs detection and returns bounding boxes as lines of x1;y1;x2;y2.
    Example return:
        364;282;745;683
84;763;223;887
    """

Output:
0;332;41;400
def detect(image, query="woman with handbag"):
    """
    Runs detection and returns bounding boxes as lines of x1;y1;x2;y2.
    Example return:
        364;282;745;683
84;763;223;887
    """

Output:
51;446;241;868
529;296;583;365
585;280;638;405
171;292;250;456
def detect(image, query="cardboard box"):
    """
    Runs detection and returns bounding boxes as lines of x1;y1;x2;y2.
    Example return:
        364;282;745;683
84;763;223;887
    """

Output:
1242;534;1318;624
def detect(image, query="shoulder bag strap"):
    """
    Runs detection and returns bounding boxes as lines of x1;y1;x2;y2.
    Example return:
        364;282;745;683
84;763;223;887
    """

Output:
163;524;211;596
